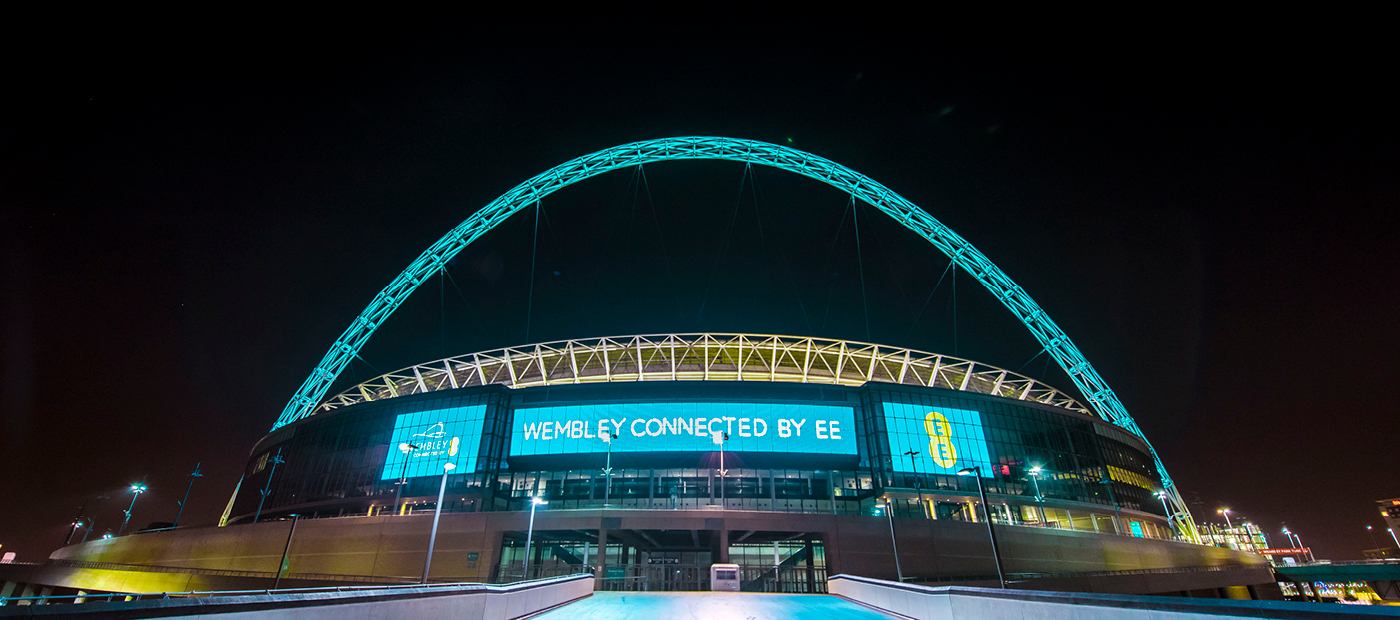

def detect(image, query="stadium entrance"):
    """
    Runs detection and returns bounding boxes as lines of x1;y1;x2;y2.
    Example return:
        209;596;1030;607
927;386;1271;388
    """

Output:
495;529;826;592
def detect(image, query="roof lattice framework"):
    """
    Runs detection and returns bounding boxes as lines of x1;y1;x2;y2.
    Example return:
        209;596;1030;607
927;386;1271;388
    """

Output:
316;333;1089;417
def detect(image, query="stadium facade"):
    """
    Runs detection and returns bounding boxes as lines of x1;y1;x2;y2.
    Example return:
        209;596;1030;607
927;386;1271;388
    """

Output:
7;138;1277;600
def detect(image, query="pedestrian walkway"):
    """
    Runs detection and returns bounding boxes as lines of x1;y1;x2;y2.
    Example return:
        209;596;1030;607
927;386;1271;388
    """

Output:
533;592;899;620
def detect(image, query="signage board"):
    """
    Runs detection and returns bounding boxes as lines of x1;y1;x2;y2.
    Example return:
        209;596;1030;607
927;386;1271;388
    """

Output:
881;402;993;476
1259;548;1311;555
510;402;858;457
380;404;487;479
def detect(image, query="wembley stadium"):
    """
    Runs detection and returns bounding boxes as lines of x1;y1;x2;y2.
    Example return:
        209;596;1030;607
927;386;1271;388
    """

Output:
16;138;1273;599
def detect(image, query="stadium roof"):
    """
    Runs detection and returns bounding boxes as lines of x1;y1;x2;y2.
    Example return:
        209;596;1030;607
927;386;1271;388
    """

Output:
314;333;1090;417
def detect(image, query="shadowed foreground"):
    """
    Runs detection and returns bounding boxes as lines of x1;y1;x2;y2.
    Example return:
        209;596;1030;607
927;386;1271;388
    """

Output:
533;592;899;620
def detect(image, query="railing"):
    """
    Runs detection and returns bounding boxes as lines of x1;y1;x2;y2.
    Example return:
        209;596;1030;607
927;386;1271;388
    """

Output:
0;574;589;608
902;562;1264;585
33;558;416;584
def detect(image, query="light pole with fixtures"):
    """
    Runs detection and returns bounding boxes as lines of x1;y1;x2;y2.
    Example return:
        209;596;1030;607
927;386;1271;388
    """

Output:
877;498;903;582
958;466;1005;588
272;514;300;589
1029;466;1047;526
118;481;148;536
1366;525;1381;556
173;462;203;529
713;430;730;505
393;443;421;515
521;496;547;580
422;462;457;583
1218;508;1235;548
1097;477;1122;534
903;450;924;518
255;447;285;523
601;432;618;506
1389;528;1400;555
1156;491;1176;538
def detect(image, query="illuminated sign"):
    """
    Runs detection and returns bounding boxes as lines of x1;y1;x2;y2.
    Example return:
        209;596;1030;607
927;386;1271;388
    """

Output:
510;402;857;456
1259;548;1311;555
380;405;487;479
882;402;993;475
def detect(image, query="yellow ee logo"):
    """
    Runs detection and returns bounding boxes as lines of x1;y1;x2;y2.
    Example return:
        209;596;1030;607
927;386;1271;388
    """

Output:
924;411;957;468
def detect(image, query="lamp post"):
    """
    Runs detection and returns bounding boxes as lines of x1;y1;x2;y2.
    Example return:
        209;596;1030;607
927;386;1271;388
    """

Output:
878;498;903;582
958;466;1005;588
80;494;108;543
601;432;617;506
1029;467;1047;526
393;443;421;515
1366;525;1381;556
1389;528;1400;555
65;518;85;546
173;462;203;529
1218;508;1235;549
255;447;285;523
272;514;299;589
422;462;456;584
713;430;729;505
521;496;547;580
1097;477;1122;535
118;482;148;536
1294;532;1315;562
903;450;924;518
1156;491;1176;538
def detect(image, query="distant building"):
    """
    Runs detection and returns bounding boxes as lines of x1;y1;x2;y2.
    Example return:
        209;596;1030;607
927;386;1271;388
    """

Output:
1197;521;1268;553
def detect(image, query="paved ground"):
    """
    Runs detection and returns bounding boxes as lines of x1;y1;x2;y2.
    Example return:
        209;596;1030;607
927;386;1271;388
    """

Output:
535;592;901;620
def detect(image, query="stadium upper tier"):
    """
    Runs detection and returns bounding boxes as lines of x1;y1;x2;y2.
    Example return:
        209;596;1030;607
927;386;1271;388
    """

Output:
316;333;1090;417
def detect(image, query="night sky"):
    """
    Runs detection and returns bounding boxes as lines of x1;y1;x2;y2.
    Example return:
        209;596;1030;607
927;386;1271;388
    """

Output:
2;22;1395;563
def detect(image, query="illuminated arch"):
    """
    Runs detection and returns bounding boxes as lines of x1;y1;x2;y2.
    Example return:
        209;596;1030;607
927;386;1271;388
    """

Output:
274;137;1199;539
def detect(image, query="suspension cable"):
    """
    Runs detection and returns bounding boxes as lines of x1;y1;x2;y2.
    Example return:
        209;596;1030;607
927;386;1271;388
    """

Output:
748;164;813;333
697;164;751;324
818;200;855;332
524;199;541;343
852;195;872;342
902;260;955;342
638;165;684;322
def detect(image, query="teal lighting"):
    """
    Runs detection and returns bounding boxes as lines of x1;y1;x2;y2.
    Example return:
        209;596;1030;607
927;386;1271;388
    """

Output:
271;136;1199;542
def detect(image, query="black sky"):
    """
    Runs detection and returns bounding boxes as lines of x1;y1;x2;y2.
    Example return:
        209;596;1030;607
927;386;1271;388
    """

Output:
2;20;1396;562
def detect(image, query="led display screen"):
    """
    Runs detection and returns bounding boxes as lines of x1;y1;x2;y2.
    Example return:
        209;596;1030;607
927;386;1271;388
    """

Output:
510;402;857;456
882;402;993;476
380;405;487;479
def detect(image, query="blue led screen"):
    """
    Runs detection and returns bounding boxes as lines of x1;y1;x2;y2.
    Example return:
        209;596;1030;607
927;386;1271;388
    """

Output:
510;402;857;456
380;405;487;479
881;402;993;476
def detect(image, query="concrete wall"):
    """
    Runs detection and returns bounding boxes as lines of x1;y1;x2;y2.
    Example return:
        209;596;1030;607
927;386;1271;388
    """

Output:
828;575;1392;619
0;574;593;620
47;509;1267;593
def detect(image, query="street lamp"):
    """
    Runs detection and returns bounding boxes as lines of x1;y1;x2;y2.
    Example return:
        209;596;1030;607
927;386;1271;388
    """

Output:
422;462;457;583
601;432;618;506
713;430;730;505
1366;525;1381;556
174;462;203;529
1029;467;1047;526
118;482;148;536
1218;508;1234;548
272;514;300;590
958;466;1006;588
521;496;547;580
1156;491;1176;538
393;443;421;515
876;499;903;582
1097;477;1122;534
255;447;286;523
903;450;924;518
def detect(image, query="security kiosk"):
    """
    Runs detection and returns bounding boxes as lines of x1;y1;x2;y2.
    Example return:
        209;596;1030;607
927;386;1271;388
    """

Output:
711;563;741;591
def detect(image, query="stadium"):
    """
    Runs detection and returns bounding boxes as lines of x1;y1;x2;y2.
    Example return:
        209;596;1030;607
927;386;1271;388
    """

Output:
15;138;1272;599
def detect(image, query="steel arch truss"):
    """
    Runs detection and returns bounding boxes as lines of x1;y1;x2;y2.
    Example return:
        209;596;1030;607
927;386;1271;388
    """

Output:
274;136;1200;541
317;333;1091;415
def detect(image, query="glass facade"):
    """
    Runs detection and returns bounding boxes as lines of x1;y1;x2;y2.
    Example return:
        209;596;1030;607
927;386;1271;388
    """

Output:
231;379;1172;539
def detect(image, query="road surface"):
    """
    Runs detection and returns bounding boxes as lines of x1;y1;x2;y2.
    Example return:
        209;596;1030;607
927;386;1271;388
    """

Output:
534;592;901;620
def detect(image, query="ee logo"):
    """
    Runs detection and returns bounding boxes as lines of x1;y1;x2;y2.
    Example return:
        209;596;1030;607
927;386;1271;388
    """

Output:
924;411;957;468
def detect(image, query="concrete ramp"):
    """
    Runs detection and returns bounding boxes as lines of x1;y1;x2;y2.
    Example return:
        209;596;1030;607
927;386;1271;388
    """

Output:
533;592;901;619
